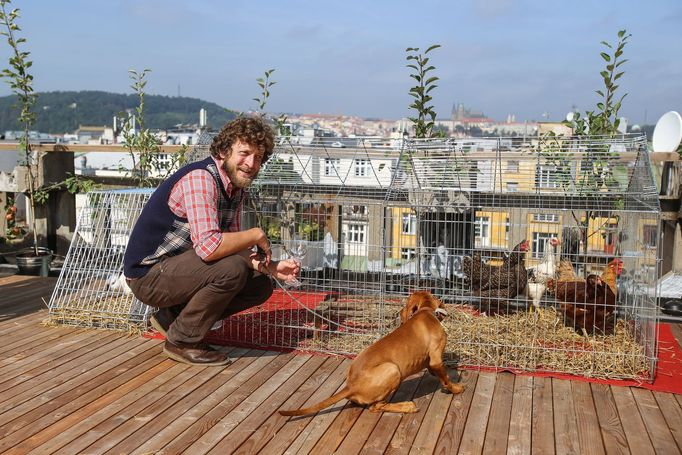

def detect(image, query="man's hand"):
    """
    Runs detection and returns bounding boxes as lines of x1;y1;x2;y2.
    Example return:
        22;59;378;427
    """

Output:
248;228;272;266
271;259;300;282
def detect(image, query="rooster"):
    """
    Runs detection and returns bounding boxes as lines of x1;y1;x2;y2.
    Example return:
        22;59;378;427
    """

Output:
526;238;559;310
469;240;530;315
548;274;618;335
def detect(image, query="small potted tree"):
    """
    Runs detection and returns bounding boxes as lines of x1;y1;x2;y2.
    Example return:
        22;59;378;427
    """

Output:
0;1;91;275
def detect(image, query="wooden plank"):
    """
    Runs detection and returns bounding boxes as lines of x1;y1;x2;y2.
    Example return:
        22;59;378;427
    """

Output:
109;348;264;455
180;353;311;454
507;375;533;455
133;351;292;455
0;333;139;416
653;391;682;452
0;341;163;446
610;386;655;455
432;369;478;454
670;323;682;347
482;372;514;454
408;373;457;454
0;325;83;361
531;377;555;455
257;358;351;455
334;398;384;454
31;362;193;454
631;388;680;455
308;400;364;454
0;330;118;388
208;355;328;454
2;359;175;454
53;364;215;454
457;371;496;455
74;349;237;455
571;381;605;455
0;311;46;333
552;379;580;455
232;356;344;454
590;383;629;455
357;372;424;455
383;371;441;455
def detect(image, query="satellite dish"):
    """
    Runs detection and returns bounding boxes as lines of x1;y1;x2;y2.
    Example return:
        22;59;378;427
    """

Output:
652;111;682;152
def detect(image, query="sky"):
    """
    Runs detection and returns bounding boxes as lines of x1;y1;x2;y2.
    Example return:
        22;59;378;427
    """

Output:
1;0;681;125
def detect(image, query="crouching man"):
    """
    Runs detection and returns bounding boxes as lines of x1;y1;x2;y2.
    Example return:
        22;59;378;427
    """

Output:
124;116;299;366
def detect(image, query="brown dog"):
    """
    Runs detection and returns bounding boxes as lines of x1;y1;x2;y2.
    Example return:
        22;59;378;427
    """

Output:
279;291;465;416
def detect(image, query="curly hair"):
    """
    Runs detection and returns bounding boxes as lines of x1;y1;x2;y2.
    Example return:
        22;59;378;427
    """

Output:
209;116;275;163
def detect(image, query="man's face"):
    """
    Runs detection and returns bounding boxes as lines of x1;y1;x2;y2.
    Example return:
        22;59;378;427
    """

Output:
221;139;264;188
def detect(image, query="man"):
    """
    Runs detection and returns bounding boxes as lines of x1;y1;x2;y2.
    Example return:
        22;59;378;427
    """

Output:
124;116;299;366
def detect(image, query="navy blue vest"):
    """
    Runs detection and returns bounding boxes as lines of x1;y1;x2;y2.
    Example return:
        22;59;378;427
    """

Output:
123;157;243;278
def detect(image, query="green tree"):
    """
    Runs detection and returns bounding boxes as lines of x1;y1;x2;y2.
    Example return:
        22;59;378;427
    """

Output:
405;44;441;139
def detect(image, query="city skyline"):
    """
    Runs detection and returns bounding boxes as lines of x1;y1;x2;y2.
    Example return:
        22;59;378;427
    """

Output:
1;0;680;125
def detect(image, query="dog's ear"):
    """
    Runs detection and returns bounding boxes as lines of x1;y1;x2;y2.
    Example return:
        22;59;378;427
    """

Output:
400;292;422;323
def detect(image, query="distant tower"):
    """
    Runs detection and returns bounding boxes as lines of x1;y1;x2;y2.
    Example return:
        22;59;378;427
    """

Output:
199;108;207;129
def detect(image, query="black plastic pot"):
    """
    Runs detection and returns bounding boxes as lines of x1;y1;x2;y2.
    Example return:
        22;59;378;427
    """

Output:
15;247;52;277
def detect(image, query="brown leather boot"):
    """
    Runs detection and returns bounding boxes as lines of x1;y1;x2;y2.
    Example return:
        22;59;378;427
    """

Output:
163;340;232;366
150;305;185;338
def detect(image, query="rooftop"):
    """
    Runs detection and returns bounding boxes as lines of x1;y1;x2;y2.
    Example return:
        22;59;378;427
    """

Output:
1;275;681;454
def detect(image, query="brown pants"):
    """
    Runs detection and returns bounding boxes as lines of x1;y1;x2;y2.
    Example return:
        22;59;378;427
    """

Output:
128;249;273;344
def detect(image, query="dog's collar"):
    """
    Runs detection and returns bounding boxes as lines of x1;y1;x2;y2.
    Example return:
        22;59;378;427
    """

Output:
413;306;448;320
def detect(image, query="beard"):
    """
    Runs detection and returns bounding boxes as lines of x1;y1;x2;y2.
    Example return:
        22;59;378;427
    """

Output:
223;159;258;188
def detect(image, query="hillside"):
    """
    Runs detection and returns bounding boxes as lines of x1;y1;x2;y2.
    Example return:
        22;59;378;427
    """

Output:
0;91;238;134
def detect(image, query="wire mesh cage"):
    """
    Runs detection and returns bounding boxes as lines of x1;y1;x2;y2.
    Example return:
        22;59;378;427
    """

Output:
48;134;661;380
47;189;153;332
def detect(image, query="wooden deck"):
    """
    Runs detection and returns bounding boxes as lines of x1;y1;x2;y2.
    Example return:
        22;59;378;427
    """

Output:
1;275;681;455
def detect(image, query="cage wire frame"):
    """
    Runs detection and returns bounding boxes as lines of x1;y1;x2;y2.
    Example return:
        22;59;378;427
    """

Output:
47;133;661;381
47;188;154;332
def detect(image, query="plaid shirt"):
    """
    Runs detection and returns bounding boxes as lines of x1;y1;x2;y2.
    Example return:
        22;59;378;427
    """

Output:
167;156;242;259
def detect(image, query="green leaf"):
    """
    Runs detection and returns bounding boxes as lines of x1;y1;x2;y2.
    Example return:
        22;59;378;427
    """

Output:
600;70;609;78
600;52;611;62
425;44;441;53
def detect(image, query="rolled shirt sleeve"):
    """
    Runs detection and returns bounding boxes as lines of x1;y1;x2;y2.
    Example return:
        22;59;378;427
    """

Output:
168;169;223;259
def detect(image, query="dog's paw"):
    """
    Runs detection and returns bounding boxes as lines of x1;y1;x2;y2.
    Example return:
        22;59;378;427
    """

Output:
447;383;466;395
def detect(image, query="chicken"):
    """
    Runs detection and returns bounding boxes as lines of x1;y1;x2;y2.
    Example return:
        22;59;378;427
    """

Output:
600;258;623;295
461;250;486;289
526;238;559;309
471;240;530;315
107;272;132;295
551;257;622;294
557;258;579;282
548;274;618;335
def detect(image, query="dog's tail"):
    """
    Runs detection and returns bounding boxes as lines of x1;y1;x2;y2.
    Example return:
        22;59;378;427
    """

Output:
279;386;352;416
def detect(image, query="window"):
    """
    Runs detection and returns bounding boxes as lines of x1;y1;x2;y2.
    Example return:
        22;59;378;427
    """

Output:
642;225;657;248
354;159;368;177
401;248;416;260
506;160;519;173
535;165;559;188
324;158;340;176
506;182;518;193
401;213;417;235
532;232;558;258
475;216;490;247
532;213;559;223
347;224;366;243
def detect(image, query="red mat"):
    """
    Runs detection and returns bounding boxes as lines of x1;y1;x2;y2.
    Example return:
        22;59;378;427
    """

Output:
461;323;682;394
146;291;682;394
